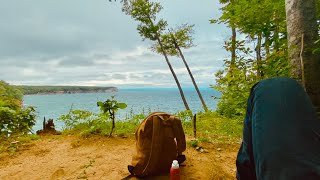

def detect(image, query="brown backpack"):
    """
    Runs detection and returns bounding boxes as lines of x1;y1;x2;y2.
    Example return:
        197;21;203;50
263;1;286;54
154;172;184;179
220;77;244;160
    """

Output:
128;112;186;177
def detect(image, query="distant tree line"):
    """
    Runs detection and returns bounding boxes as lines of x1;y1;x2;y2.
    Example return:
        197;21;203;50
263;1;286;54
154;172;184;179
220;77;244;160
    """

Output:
16;86;118;95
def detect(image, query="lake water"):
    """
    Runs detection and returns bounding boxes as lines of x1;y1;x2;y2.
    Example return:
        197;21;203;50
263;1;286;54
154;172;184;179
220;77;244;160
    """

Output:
23;88;220;131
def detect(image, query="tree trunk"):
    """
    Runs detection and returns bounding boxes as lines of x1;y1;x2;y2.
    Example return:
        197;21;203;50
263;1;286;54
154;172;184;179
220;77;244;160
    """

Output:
285;0;320;109
255;33;263;79
156;37;190;111
273;13;280;52
109;111;115;137
170;33;208;112
193;114;197;139
265;36;270;57
147;17;190;111
231;27;237;71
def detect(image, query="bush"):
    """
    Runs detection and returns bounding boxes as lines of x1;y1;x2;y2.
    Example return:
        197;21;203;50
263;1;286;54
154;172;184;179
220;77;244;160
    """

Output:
0;80;37;138
58;109;140;137
0;106;36;137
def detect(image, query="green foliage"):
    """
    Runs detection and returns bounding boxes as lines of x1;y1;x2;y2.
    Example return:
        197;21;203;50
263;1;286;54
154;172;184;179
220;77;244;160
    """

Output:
195;111;242;141
129;113;146;124
175;110;193;122
18;134;40;142
0;81;37;138
122;0;167;41
151;24;195;56
211;0;290;118
59;96;127;136
0;81;23;101
181;111;242;144
58;109;112;136
0;81;23;110
58;109;101;129
188;139;199;148
0;107;37;137
58;109;144;137
57;108;241;144
97;96;127;136
213;69;256;118
97;96;127;114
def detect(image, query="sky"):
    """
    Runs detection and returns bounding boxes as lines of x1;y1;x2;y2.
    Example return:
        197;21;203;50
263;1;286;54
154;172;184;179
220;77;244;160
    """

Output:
0;0;230;88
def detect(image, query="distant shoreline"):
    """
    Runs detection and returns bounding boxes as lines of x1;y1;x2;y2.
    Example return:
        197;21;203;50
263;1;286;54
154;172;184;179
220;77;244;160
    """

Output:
16;85;118;95
24;90;118;96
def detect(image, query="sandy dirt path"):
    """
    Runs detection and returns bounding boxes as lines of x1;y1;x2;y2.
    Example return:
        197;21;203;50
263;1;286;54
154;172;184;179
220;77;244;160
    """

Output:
0;135;240;180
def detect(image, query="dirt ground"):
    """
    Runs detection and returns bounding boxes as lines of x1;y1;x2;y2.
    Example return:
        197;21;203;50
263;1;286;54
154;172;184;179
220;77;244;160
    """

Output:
0;135;240;180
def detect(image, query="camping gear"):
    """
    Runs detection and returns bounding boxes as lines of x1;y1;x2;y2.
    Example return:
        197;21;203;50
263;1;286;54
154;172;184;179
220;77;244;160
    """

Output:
170;160;180;180
236;77;320;179
128;112;186;177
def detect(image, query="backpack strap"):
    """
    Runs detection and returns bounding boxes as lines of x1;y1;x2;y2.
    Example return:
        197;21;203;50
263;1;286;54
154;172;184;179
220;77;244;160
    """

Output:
171;116;186;155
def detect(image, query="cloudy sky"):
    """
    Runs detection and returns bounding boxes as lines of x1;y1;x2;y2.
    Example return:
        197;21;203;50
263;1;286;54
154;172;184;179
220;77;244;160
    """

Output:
0;0;230;88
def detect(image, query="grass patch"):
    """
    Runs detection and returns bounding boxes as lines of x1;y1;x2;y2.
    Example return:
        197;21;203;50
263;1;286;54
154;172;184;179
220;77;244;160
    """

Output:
181;111;243;143
187;139;199;148
59;110;243;143
61;119;139;138
0;134;40;156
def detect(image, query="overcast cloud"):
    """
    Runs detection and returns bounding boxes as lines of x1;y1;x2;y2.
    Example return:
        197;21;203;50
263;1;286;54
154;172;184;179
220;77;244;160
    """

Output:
0;0;229;88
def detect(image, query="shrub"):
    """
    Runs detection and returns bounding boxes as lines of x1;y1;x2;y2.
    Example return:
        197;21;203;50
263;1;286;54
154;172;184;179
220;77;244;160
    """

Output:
0;80;37;138
0;105;36;138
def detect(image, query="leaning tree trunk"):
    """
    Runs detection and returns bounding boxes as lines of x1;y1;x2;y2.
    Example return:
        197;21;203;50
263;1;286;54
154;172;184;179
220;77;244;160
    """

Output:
157;37;190;111
170;33;208;112
285;0;320;110
147;17;190;111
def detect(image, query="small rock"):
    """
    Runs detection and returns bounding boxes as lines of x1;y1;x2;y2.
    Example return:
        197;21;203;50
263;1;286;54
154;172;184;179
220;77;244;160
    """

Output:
195;147;200;150
200;148;204;153
217;148;221;151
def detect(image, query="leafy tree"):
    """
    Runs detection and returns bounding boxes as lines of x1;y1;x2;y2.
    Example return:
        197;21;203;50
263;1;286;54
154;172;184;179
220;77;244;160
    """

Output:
151;24;208;112
122;0;191;111
0;80;36;138
212;0;290;117
0;81;23;110
0;107;36;137
211;0;238;74
97;96;127;136
0;81;23;101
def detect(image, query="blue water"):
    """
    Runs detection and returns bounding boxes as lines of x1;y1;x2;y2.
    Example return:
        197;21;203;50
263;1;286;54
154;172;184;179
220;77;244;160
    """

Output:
23;88;220;131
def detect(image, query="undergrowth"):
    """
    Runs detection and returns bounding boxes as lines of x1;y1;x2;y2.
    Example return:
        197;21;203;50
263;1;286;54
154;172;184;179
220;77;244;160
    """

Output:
0;110;243;157
58;109;243;143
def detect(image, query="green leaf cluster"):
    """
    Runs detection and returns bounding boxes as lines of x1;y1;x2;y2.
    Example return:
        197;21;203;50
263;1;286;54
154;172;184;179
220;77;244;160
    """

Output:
211;0;291;118
122;0;167;41
97;96;127;114
58;109;112;136
97;96;127;136
0;80;36;138
0;107;36;137
150;24;195;56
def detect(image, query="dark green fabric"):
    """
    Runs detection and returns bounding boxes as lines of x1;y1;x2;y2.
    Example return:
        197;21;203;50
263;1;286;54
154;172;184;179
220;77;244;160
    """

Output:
236;77;320;180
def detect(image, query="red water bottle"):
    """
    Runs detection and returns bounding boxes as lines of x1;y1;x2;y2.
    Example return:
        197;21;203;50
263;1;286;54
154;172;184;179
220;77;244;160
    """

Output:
170;160;180;180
